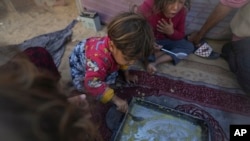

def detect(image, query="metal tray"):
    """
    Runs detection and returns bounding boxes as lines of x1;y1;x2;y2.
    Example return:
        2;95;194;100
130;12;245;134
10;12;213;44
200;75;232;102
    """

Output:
114;97;210;141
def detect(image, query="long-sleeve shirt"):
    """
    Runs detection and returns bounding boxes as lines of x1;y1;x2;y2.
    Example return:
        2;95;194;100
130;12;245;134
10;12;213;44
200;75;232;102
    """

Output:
84;36;127;103
147;7;187;40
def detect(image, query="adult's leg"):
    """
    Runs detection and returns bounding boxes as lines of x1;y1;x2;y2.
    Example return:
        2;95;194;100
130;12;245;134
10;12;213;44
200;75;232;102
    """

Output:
222;37;250;94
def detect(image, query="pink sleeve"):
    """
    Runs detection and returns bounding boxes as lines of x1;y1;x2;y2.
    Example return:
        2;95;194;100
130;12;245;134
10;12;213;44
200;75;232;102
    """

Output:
84;39;110;99
220;0;250;8
84;56;109;98
137;0;154;17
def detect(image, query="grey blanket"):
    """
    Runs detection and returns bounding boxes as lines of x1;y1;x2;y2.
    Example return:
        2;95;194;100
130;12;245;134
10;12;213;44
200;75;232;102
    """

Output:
18;20;78;67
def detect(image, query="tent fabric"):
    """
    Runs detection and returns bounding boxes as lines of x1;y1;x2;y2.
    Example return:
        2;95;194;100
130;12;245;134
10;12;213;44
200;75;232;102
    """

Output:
79;0;235;39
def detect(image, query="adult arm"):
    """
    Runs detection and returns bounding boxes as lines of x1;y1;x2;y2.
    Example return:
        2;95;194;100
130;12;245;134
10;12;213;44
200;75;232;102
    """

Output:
189;2;234;45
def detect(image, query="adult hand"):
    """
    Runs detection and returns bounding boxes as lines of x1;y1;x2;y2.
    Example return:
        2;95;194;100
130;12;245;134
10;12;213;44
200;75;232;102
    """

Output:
111;95;128;113
157;18;174;35
187;31;202;46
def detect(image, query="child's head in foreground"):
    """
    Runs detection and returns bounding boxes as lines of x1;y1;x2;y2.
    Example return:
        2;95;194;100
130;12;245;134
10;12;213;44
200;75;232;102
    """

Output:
0;58;102;141
107;12;154;66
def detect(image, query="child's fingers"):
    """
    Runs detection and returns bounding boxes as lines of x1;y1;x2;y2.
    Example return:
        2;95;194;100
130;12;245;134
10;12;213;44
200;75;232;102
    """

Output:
116;104;128;113
161;18;168;24
147;63;157;74
130;75;138;84
133;76;138;83
154;43;163;49
158;19;169;26
168;18;173;25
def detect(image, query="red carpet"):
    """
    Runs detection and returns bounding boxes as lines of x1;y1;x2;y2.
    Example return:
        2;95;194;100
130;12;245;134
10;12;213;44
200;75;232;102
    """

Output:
92;70;250;141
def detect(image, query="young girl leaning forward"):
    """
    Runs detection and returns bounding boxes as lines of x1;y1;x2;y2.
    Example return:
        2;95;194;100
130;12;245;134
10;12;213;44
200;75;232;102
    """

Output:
69;12;154;113
140;0;194;74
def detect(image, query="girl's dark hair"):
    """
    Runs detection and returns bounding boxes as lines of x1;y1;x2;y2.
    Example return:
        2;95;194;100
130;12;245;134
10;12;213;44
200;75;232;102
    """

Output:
0;58;102;141
107;12;154;61
154;0;191;11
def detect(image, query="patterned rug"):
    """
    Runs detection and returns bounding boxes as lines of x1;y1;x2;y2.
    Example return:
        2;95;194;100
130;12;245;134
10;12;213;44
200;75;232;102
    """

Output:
92;70;250;141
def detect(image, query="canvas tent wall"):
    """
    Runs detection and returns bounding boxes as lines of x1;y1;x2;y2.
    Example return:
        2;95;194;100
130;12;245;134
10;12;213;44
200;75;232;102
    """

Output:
76;0;236;39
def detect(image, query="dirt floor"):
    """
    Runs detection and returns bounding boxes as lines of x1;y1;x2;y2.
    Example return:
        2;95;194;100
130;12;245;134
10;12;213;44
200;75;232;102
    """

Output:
0;0;107;85
0;0;99;45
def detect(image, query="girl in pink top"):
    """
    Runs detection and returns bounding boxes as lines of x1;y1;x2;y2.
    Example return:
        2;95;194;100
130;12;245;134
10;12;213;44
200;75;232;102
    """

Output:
69;12;154;113
139;0;194;74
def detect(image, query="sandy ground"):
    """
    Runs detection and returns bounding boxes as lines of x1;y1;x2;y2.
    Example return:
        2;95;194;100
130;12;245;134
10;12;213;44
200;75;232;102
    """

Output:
0;0;106;85
0;0;245;94
0;0;105;45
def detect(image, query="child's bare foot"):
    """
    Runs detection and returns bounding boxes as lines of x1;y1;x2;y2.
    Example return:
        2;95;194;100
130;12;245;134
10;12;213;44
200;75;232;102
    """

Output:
147;63;157;74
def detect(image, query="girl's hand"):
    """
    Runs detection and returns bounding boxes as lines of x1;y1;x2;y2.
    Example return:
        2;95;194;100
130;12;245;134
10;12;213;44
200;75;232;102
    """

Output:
154;42;163;50
124;71;138;84
157;18;174;35
111;95;128;113
147;62;157;74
